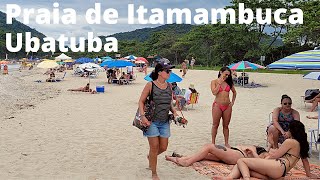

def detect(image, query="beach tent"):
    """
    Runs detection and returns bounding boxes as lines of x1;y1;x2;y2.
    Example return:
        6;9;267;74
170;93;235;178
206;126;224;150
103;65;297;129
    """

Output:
55;53;72;60
267;50;320;70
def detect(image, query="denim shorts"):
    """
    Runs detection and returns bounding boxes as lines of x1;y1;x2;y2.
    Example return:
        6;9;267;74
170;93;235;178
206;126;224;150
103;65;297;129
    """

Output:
143;120;171;138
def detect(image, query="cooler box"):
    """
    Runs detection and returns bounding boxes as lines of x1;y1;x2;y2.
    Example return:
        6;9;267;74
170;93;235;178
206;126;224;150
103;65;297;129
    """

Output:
96;86;105;93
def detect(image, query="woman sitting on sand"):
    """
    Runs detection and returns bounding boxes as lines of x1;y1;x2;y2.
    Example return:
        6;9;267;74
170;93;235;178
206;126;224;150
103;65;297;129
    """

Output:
68;83;97;94
215;120;314;179
267;94;300;149
165;144;269;166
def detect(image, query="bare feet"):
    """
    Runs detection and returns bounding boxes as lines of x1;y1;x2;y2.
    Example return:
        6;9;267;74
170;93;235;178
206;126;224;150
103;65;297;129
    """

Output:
306;115;318;119
165;155;189;167
225;143;231;148
152;174;160;180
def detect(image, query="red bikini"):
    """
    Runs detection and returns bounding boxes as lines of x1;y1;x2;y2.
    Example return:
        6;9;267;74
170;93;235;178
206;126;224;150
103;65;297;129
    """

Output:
213;84;231;112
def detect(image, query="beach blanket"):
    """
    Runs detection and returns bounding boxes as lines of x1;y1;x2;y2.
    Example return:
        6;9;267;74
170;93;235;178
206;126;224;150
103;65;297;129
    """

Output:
192;160;320;179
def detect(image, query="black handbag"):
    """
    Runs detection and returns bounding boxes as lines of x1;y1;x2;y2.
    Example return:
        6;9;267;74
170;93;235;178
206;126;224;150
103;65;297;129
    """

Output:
133;82;155;132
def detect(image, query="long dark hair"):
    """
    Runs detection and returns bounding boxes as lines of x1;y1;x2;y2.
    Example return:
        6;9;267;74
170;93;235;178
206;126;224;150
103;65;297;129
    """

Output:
218;67;233;88
289;120;309;159
281;94;292;103
150;63;163;80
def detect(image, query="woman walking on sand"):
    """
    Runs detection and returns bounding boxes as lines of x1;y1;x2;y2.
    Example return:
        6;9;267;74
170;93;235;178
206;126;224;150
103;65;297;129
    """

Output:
138;62;179;180
211;67;236;148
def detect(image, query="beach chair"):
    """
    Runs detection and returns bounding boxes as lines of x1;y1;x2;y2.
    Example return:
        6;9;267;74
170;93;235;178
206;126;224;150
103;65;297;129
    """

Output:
56;72;66;82
309;103;320;160
185;92;199;111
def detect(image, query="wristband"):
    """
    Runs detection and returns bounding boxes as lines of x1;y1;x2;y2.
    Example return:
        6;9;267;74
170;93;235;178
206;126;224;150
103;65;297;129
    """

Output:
140;114;145;117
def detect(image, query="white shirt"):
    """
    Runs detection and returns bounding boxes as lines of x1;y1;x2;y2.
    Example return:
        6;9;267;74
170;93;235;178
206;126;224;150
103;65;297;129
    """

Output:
184;89;192;101
127;66;133;73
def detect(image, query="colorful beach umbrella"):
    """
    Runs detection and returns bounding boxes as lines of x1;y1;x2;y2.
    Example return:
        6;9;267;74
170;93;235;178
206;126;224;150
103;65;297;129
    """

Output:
303;72;320;80
267;50;320;70
144;72;182;83
228;61;261;70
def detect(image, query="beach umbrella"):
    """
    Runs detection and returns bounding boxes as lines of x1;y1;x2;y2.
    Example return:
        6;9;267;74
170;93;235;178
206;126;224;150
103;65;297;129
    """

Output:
136;57;148;63
228;61;263;86
303;72;320;80
64;59;75;63
157;58;170;64
79;63;101;69
228;61;261;70
135;60;147;64
144;72;182;83
103;60;136;68
125;55;137;60
75;57;94;64
267;50;320;70
37;60;59;69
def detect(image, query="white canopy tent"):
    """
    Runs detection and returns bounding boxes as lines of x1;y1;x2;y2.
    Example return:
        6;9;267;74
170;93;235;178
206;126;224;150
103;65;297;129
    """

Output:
55;53;72;60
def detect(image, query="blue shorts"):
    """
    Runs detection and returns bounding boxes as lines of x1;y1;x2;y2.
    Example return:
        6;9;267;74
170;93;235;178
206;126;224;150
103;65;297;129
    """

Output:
143;120;170;138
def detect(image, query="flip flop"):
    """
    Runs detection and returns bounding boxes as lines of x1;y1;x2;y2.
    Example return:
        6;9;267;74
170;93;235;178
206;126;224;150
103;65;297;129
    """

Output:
172;152;182;158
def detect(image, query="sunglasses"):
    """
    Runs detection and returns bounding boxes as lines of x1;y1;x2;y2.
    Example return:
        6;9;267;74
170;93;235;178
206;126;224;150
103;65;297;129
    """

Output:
162;69;172;73
283;102;292;105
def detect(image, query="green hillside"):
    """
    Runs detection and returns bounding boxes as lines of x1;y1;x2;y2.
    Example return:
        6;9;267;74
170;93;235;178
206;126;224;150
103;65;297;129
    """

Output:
0;11;47;59
110;24;194;42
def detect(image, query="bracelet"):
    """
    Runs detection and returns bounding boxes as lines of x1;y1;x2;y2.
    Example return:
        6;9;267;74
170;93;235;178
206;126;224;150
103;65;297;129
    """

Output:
140;114;145;117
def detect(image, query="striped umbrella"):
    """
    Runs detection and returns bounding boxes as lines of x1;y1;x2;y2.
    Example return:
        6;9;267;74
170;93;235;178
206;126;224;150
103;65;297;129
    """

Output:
228;61;262;70
267;50;320;70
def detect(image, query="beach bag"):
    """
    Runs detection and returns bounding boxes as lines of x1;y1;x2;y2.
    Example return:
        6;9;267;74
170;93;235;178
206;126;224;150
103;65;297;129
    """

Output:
133;82;155;132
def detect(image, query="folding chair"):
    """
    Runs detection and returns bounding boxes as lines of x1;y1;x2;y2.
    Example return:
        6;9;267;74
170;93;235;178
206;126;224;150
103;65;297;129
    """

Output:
308;103;320;160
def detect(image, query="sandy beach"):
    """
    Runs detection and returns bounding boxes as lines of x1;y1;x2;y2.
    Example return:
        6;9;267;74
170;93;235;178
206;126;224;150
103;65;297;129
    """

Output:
0;67;319;179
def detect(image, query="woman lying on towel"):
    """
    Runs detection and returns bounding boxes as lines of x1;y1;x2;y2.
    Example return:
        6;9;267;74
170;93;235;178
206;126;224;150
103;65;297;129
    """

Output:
165;144;268;166
67;83;97;94
215;120;315;179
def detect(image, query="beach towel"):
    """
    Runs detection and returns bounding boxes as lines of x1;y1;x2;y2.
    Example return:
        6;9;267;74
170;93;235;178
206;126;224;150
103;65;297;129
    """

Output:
191;160;320;179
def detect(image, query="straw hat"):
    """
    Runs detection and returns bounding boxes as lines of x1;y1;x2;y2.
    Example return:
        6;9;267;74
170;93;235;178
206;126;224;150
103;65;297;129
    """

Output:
189;84;195;89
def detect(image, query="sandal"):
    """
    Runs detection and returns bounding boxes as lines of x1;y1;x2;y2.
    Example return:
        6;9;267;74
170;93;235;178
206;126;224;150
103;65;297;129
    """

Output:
172;152;182;158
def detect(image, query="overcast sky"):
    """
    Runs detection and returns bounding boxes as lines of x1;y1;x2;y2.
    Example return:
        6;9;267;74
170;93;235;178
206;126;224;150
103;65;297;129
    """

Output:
0;0;230;38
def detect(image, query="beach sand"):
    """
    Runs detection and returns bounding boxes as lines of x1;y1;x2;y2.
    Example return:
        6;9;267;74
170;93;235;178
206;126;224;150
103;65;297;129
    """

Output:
0;68;319;179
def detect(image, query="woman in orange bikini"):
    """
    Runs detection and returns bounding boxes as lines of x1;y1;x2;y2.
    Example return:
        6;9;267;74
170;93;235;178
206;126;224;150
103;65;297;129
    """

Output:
211;67;236;147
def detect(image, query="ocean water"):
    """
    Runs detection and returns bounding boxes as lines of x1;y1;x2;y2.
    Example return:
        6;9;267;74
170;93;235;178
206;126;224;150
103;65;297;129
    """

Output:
6;64;21;71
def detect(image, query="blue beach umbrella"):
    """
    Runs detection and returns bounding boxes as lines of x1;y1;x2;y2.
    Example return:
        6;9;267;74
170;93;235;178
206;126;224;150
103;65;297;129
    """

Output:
303;72;320;80
75;57;94;64
144;72;182;83
102;60;135;68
